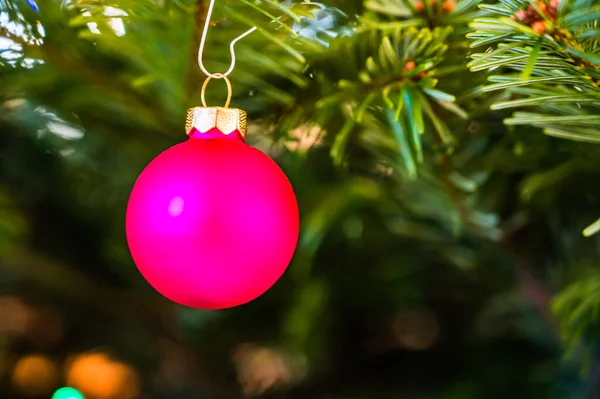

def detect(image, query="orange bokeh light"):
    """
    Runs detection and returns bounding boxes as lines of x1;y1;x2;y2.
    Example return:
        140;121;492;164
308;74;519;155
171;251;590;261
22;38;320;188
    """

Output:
66;352;140;399
11;354;59;396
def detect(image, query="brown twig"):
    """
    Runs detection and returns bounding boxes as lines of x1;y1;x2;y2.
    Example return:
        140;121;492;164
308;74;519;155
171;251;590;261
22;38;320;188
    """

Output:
1;249;170;329
187;0;208;103
0;27;31;47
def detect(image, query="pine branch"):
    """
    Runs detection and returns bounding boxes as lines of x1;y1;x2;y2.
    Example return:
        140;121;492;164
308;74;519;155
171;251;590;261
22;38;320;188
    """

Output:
311;24;463;175
364;0;485;28
467;1;600;239
468;0;600;142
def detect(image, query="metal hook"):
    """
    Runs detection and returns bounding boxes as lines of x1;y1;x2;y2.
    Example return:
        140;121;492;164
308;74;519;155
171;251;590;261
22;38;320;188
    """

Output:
198;0;257;79
198;0;312;79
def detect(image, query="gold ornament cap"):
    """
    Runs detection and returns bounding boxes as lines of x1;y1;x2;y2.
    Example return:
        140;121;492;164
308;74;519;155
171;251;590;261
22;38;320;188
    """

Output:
185;107;247;138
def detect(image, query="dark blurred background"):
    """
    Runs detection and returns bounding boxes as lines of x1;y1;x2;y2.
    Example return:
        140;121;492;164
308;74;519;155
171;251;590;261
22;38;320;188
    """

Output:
2;0;600;398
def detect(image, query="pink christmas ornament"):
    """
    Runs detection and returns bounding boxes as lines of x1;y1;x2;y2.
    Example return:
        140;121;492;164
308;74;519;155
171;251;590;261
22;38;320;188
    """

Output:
126;107;299;309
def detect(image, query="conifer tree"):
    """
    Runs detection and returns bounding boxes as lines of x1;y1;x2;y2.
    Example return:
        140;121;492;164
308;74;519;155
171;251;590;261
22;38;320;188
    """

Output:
2;0;600;398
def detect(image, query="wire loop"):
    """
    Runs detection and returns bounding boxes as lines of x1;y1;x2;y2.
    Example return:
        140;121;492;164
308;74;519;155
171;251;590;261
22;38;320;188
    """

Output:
201;73;232;108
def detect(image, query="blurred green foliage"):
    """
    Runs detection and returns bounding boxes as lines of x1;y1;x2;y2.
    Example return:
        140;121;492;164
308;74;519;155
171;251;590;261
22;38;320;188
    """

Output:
2;0;600;398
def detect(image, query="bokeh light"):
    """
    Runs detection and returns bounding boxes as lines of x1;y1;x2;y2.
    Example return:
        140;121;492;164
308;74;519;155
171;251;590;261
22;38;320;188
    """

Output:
25;307;64;349
232;343;307;396
11;354;59;396
391;308;440;351
52;387;85;399
0;296;63;348
0;295;35;336
66;352;140;399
